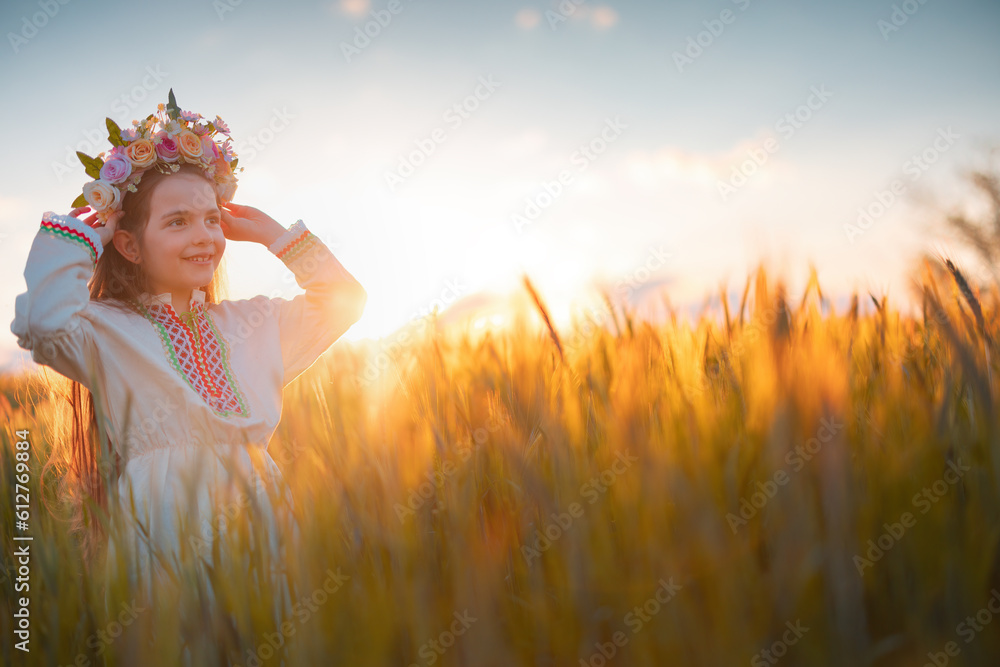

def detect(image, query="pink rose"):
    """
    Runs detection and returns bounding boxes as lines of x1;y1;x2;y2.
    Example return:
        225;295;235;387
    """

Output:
99;154;132;185
155;132;180;163
200;135;220;165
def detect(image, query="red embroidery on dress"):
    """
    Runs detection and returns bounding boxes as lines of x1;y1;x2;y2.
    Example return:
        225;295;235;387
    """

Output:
40;218;99;262
141;300;249;417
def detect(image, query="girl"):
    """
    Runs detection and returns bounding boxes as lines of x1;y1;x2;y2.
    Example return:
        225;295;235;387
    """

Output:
10;98;366;661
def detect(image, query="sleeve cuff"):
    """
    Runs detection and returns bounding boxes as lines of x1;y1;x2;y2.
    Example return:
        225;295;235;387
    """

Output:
40;211;103;265
267;220;320;262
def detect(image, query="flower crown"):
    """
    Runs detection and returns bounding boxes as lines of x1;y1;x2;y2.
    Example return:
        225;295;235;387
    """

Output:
72;88;242;223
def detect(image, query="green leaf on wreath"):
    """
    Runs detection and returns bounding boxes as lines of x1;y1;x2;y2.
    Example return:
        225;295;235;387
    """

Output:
166;88;180;120
106;118;123;146
77;151;103;179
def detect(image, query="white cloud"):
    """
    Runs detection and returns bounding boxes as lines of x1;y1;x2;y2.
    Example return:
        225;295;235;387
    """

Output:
622;133;783;190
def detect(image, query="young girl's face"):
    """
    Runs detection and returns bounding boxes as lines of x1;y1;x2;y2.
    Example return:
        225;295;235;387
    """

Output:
139;172;226;295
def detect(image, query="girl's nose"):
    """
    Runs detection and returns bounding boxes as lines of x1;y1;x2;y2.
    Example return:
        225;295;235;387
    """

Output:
193;221;215;243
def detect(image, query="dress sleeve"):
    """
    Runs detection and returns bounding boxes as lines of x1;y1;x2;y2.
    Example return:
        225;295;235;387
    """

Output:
266;219;367;387
10;211;104;388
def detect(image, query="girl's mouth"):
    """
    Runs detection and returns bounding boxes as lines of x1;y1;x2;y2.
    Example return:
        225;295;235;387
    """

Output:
184;254;214;264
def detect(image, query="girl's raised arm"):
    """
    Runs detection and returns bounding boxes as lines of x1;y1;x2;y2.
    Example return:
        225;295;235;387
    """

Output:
264;219;367;387
10;211;106;388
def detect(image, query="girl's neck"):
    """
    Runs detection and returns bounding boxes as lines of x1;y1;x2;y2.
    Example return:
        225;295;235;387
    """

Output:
171;292;195;315
148;288;194;315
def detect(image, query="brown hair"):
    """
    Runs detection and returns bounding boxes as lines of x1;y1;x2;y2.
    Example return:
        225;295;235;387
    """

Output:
40;162;231;567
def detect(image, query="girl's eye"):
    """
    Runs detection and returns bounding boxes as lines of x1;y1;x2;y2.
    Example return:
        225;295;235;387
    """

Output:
170;218;219;226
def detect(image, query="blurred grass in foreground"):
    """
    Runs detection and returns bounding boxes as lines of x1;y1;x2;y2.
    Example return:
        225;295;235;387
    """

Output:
2;259;999;667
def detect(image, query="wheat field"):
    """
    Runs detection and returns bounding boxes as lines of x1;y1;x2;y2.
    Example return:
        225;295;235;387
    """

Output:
2;261;999;666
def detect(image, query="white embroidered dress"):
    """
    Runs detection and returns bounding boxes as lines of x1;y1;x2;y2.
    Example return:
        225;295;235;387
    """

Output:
10;211;365;629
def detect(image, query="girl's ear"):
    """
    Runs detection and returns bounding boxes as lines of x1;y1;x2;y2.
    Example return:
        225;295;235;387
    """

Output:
113;229;141;264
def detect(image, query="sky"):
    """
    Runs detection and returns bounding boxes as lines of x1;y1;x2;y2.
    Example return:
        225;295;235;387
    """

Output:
1;0;999;371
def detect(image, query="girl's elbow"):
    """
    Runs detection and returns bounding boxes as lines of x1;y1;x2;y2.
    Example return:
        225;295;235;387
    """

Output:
349;285;367;322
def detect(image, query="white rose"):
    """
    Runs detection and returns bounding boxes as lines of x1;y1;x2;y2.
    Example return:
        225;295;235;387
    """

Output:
82;179;121;212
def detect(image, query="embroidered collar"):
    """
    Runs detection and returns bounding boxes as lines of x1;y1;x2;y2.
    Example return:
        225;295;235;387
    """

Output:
138;288;207;311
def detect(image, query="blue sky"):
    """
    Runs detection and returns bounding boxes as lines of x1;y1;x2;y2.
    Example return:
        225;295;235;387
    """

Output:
1;0;999;369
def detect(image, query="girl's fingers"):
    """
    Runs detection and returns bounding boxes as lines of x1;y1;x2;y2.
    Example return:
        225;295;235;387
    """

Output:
106;210;124;230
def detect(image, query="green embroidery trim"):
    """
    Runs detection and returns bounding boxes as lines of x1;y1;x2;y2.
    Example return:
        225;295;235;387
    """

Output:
41;225;98;265
201;308;251;418
135;300;251;419
278;232;320;264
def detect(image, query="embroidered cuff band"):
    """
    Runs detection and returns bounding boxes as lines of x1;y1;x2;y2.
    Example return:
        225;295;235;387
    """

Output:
40;211;103;265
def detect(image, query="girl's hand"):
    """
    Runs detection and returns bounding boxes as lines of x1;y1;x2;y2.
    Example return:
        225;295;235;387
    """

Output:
69;206;124;249
220;203;286;246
